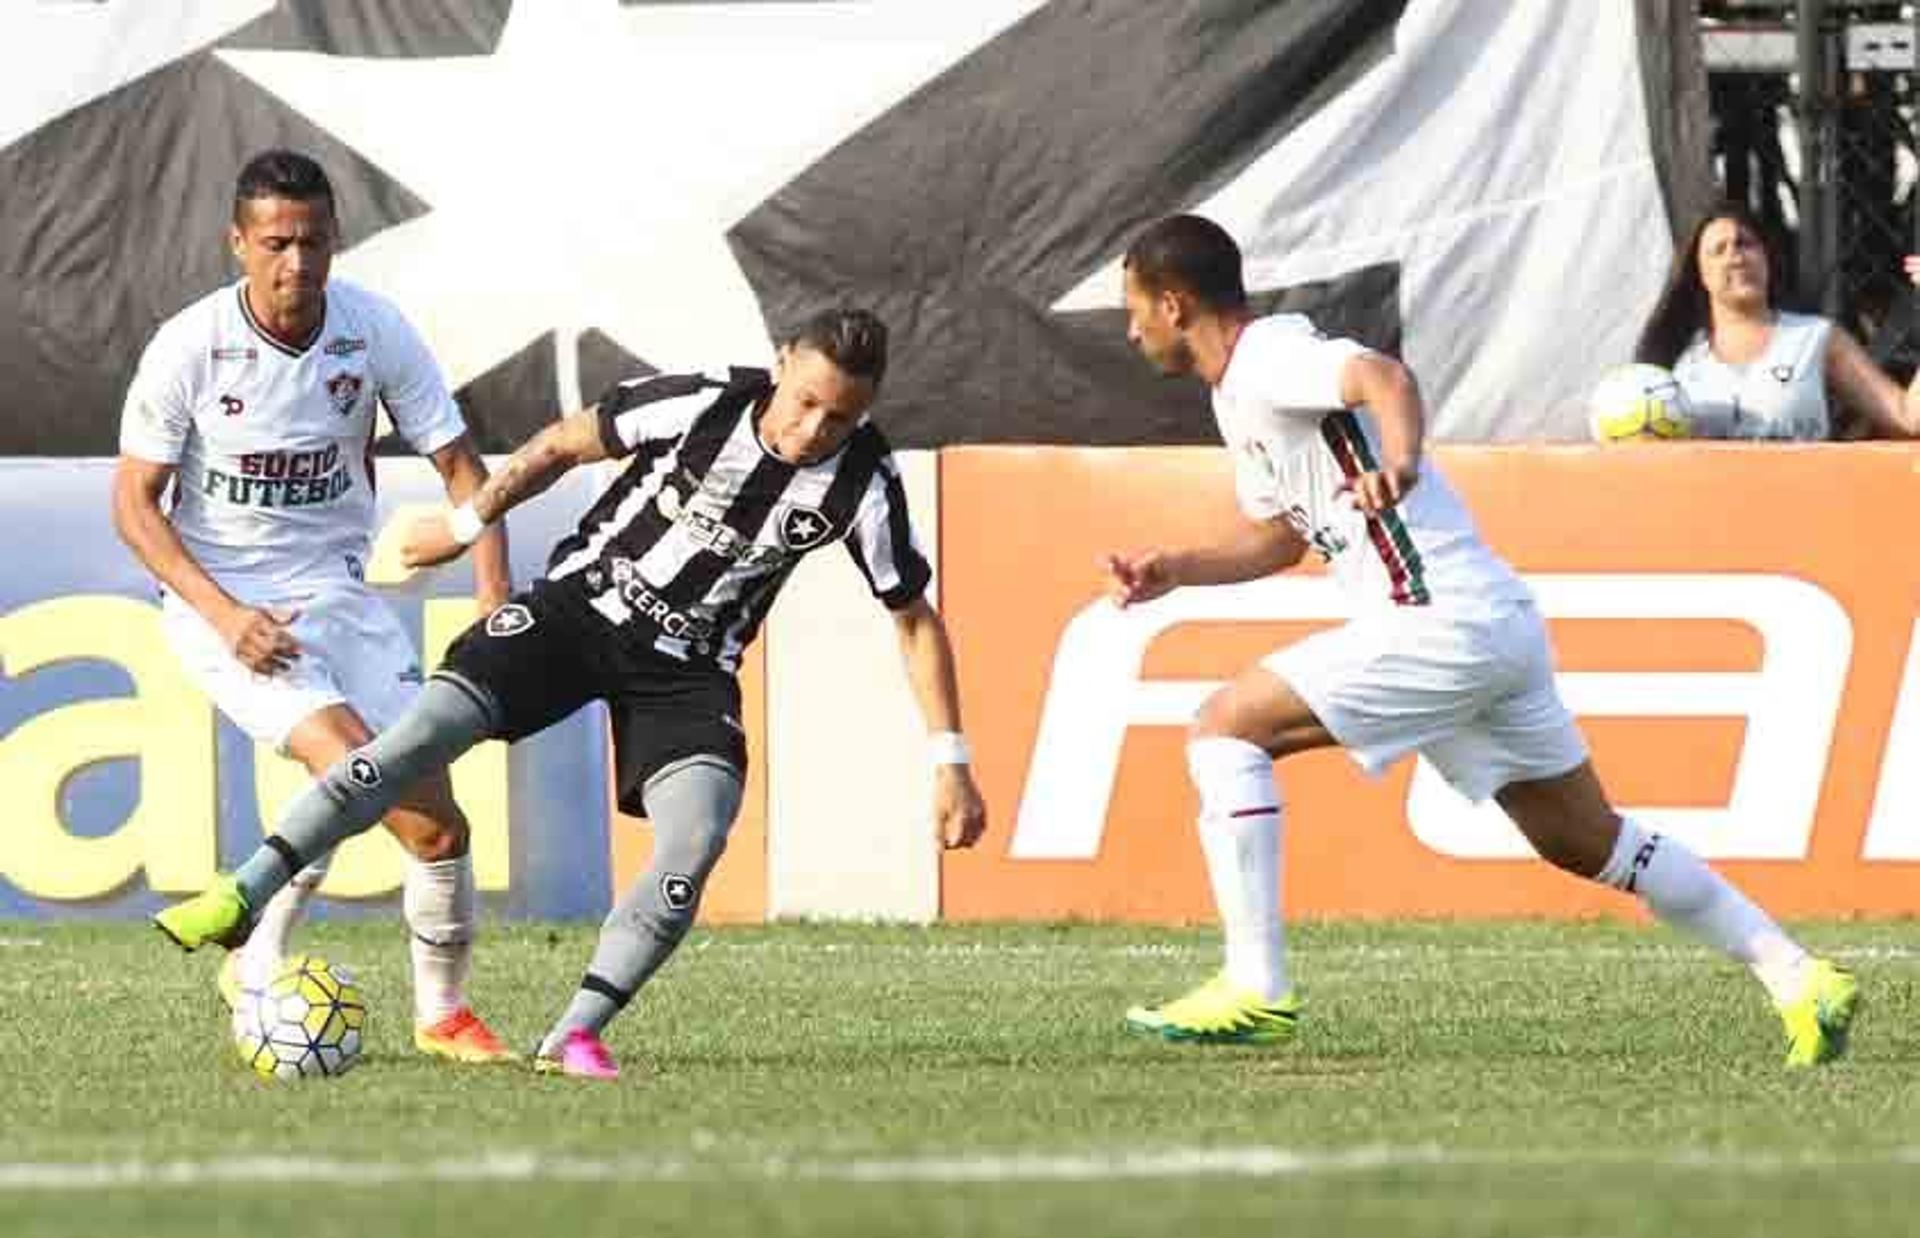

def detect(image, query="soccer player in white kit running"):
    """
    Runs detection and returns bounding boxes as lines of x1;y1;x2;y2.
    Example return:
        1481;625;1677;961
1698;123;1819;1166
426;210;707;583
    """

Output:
115;150;515;1063
1105;214;1858;1066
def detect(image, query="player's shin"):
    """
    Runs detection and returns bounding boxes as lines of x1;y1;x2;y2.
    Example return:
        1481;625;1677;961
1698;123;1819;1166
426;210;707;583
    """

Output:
403;853;476;1026
1597;814;1809;1002
233;680;493;911
239;855;330;988
1187;736;1289;1001
538;756;741;1056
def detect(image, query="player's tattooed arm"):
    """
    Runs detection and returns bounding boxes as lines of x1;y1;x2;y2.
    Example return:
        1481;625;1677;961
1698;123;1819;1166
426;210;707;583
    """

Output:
403;410;608;569
470;409;610;522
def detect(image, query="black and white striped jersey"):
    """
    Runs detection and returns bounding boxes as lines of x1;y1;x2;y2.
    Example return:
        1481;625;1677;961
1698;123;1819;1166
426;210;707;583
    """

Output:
542;367;931;671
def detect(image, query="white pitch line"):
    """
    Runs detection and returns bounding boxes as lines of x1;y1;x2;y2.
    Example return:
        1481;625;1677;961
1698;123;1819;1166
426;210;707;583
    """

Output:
3;1145;1919;1192
681;941;1920;963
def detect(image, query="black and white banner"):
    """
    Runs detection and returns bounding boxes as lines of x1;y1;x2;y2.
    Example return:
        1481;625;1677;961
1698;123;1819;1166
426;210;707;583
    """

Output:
0;0;1702;453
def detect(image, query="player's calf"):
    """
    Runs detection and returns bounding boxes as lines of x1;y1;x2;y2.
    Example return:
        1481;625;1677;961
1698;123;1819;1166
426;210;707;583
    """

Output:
1504;768;1831;1058
535;756;741;1060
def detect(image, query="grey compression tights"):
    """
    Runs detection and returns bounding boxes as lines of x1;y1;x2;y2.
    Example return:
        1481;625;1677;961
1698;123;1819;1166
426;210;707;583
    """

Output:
232;678;494;910
538;755;743;1054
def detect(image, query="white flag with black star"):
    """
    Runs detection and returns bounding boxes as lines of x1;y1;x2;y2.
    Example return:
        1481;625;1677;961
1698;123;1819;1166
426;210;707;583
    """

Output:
0;0;1703;453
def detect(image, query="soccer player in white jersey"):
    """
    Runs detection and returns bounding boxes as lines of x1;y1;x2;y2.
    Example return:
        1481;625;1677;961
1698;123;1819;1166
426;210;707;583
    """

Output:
1105;214;1857;1066
117;150;515;1063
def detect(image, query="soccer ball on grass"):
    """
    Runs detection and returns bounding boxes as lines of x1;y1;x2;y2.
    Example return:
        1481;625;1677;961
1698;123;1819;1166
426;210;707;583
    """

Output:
1587;363;1694;441
231;954;367;1081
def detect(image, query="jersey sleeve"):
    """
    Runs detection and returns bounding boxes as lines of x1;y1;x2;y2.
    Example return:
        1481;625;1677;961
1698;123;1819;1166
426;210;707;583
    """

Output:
843;454;932;610
118;322;196;464
1240;328;1370;413
593;372;724;457
370;303;468;456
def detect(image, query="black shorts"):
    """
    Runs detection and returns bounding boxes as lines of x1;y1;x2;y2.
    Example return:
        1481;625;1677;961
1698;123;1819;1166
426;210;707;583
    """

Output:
435;582;747;815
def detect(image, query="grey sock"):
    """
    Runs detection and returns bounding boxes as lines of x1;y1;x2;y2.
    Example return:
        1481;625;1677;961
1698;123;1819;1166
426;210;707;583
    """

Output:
539;756;742;1054
233;677;495;909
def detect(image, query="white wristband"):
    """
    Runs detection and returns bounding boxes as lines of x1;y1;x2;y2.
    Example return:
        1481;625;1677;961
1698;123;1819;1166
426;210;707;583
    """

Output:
929;731;971;767
447;500;487;546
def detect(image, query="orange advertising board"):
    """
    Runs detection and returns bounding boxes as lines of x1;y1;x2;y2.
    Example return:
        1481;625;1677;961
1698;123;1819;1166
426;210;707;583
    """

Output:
938;443;1920;920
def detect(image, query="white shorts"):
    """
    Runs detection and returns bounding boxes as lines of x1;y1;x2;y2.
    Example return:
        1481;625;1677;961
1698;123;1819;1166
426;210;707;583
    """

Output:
160;584;424;753
1261;599;1588;802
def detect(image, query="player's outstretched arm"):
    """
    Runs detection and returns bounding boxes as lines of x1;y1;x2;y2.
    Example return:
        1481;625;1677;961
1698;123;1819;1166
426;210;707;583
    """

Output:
402;409;611;570
424;434;512;610
1103;516;1307;607
891;595;987;850
111;456;301;674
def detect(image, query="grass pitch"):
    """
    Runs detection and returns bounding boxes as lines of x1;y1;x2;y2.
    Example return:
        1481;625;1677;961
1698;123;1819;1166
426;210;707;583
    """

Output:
2;919;1918;1237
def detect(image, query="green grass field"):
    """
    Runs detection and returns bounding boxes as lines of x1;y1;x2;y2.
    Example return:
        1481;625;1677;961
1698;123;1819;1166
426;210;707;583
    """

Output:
3;919;1918;1237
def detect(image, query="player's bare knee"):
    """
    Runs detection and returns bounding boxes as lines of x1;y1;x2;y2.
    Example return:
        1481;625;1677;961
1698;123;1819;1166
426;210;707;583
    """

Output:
414;827;469;863
1191;686;1248;742
417;778;471;848
383;796;469;862
404;817;469;862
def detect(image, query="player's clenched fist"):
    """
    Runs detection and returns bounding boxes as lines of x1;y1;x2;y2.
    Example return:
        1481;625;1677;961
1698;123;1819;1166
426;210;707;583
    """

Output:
1342;461;1419;515
934;765;988;850
1103;550;1178;608
219;604;301;675
400;512;465;570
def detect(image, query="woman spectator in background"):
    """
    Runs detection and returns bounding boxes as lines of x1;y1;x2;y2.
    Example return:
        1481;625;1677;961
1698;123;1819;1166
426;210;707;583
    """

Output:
1636;203;1920;440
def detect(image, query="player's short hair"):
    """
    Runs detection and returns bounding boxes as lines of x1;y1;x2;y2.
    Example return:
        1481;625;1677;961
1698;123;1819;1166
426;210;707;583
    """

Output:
784;307;889;386
232;149;335;224
1123;214;1249;312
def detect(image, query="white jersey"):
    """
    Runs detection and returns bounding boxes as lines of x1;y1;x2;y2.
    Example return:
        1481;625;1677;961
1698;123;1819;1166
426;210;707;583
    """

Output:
119;279;468;603
1672;311;1832;441
1211;314;1530;611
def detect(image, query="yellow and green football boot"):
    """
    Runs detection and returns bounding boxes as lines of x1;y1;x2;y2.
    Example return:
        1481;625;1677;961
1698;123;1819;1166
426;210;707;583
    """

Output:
1126;972;1300;1045
1778;958;1860;1068
153;875;254;952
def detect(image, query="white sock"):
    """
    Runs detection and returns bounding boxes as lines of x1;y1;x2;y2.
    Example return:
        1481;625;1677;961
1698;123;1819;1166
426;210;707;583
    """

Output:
403;854;475;1027
239;857;327;987
1187;736;1289;1002
1597;815;1810;1004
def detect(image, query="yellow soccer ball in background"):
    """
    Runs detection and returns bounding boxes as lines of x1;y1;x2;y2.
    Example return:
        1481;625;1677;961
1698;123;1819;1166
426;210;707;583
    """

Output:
1587;363;1694;441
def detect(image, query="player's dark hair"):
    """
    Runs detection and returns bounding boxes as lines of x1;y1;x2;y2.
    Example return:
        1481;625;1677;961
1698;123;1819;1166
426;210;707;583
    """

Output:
232;149;335;225
785;307;890;386
1123;214;1249;312
1635;202;1782;367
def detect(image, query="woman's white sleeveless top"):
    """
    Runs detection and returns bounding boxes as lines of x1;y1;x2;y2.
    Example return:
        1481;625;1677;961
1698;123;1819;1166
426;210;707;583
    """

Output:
1672;311;1832;441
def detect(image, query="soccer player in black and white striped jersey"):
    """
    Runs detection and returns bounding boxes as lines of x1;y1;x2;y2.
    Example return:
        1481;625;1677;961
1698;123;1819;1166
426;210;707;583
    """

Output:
154;308;988;1080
